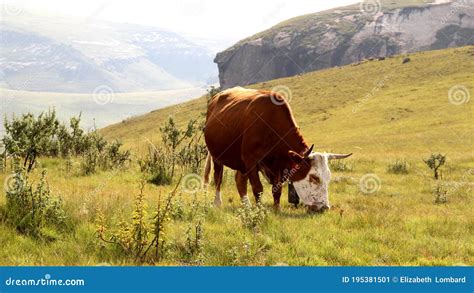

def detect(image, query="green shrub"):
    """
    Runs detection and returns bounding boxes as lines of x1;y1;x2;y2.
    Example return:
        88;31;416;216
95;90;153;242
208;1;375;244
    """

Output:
387;159;409;174
160;116;199;178
81;147;100;175
97;180;179;263
206;86;221;100
2;169;69;239
424;153;446;180
237;200;268;232
138;116;207;185
138;146;173;185
0;143;5;172
105;140;131;169
178;219;205;264
80;139;130;175
3;110;59;172
2;110;130;174
433;182;448;204
177;142;208;174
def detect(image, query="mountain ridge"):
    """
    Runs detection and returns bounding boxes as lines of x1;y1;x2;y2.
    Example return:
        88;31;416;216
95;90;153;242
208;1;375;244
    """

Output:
214;0;474;89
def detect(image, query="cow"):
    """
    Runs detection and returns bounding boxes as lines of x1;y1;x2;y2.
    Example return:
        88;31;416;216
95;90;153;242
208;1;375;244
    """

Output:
203;87;351;212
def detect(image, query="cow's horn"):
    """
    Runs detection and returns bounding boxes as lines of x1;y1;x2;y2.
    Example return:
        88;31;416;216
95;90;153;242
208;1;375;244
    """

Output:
304;144;314;158
327;153;353;160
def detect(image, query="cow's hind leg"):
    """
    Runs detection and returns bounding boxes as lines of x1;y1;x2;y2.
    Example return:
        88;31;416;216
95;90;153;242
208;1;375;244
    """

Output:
235;171;250;205
247;167;263;203
213;160;224;207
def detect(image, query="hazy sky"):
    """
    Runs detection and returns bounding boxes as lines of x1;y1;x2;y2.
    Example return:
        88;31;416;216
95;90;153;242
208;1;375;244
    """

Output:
2;0;359;42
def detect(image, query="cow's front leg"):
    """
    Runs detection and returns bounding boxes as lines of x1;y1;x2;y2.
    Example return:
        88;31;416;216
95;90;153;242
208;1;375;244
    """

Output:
271;183;282;211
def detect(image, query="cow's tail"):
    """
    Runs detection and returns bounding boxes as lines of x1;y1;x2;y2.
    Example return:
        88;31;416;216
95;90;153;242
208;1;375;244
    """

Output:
203;152;212;184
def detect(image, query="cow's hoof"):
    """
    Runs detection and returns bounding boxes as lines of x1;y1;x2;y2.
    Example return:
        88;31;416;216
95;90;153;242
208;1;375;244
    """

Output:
213;200;223;207
241;195;251;206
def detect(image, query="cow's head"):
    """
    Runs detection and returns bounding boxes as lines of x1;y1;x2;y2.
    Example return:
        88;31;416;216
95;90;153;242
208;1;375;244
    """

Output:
288;145;352;213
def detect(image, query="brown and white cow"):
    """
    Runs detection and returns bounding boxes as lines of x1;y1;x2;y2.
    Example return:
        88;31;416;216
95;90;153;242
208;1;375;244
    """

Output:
203;87;351;212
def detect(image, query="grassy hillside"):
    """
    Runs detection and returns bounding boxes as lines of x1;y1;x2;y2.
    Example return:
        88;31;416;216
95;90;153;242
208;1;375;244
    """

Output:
103;46;474;161
1;46;472;266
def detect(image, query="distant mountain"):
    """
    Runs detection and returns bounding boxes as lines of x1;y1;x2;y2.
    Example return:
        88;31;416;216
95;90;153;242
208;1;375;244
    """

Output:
215;0;474;88
0;9;218;93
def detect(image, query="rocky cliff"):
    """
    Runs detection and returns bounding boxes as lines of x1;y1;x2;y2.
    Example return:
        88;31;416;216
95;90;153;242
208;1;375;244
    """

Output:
215;0;474;88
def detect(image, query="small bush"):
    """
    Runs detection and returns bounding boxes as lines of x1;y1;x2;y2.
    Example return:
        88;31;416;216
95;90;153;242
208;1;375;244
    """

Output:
105;140;131;169
80;140;130;175
97;180;179;263
138;146;173;185
2;169;69;239
170;197;186;220
387;159;409;174
81;147;100;175
424;153;446;180
2;110;130;174
206;86;221;102
64;155;73;174
178;219;205;264
433;182;448;204
0;141;6;172
177;142;208;174
237;200;268;232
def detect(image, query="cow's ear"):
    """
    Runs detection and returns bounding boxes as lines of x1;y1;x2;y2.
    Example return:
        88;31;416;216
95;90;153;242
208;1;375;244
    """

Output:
288;150;304;163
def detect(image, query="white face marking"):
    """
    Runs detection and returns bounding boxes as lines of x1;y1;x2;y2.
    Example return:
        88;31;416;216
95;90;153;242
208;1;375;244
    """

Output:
292;152;331;209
